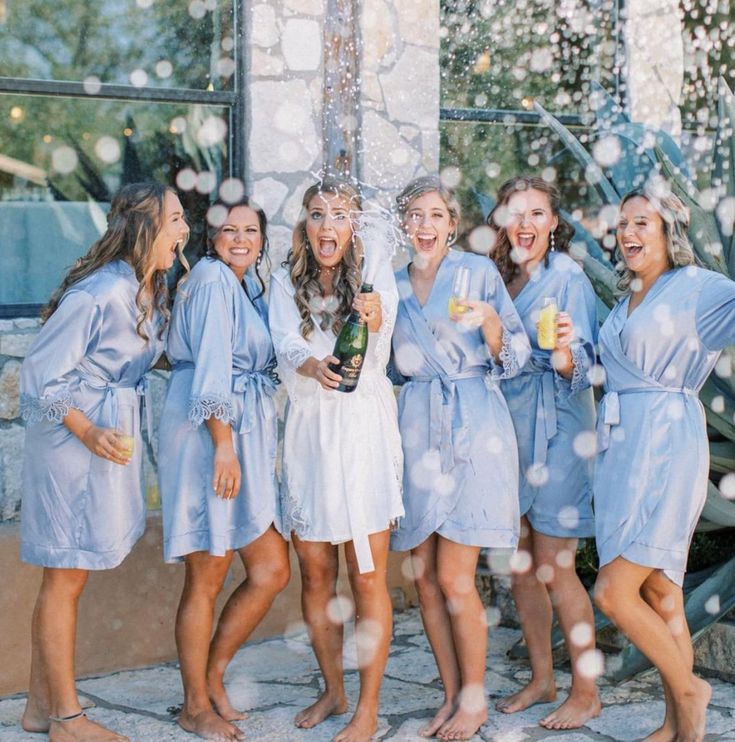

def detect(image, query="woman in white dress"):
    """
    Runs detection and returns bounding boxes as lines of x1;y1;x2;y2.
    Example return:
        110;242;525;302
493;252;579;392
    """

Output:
269;177;404;742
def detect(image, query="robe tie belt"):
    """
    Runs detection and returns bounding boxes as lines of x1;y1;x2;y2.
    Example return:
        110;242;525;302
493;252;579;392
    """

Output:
517;367;558;466
409;368;489;473
77;371;154;443
172;361;280;435
598;385;697;452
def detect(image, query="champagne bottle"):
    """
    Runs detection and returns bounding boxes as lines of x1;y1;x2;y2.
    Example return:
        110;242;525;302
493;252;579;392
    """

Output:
329;283;373;393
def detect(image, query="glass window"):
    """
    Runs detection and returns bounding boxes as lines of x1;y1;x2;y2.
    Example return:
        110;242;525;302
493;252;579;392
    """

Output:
0;93;230;306
0;0;236;91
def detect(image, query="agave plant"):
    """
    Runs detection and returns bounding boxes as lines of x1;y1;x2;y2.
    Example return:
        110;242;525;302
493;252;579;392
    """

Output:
528;80;735;680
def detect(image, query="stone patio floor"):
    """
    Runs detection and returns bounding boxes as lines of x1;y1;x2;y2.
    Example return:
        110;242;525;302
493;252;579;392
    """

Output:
1;608;734;741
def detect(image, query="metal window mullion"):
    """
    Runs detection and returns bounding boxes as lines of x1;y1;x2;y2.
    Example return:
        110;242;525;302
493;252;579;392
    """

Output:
440;107;587;127
0;76;236;106
230;0;246;182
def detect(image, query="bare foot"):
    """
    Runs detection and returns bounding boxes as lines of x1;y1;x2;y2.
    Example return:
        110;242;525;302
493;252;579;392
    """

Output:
331;707;378;742
208;677;248;722
495;680;557;714
539;690;601;730
419;699;456;738
294;689;348;729
48;714;129;742
21;697;50;733
675;677;711;742
178;708;244;741
437;706;487;741
643;719;677;742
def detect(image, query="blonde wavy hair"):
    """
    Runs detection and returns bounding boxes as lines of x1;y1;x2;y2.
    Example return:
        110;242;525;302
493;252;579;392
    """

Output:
395;175;461;245
286;177;364;339
43;182;181;340
615;188;696;295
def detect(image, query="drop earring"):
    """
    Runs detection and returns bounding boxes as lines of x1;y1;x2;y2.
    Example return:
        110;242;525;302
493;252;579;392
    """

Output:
550;230;556;251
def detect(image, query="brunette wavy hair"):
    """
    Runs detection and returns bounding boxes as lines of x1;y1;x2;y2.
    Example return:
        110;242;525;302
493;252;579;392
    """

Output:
285;177;363;339
487;176;574;285
42;182;183;340
203;196;270;299
615;188;696;295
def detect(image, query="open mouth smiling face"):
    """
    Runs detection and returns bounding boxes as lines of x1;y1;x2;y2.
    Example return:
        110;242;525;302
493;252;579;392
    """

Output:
616;196;669;275
404;191;455;264
505;188;557;267
305;192;355;269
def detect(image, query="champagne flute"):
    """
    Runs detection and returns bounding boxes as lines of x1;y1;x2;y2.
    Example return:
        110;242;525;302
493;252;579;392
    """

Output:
116;403;135;458
448;265;471;316
537;297;558;349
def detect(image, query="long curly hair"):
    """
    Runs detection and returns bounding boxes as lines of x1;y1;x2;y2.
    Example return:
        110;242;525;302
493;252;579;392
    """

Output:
487;176;574;285
42;182;181;340
615;188;696;295
285;177;363;339
203;196;270;300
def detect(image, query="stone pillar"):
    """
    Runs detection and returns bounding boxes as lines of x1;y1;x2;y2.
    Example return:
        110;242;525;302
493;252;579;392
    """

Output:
624;0;684;137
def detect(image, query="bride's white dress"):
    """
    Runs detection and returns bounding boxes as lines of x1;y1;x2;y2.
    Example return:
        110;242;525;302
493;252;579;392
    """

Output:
268;260;404;573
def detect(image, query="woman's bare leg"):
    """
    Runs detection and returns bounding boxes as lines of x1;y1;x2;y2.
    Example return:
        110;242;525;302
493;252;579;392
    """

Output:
292;536;348;729
595;559;710;742
207;526;290;720
332;530;392;742
435;537;488;741
176;551;244;741
411;534;462;737
496;518;557;714
534;532;600;729
23;567;129;742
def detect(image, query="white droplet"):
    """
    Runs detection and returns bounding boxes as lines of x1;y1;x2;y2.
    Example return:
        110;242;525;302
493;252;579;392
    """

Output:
176;168;197;191
486;548;512;575
216;57;236;78
326;595;354;625
719;473;735;500
557;506;580;530
196;171;217;194
468;225;496;255
587;364;606;386
555;549;575;569
485;606;501;628
83;76;102;94
197;115;227;147
486;436;503;455
51;146;78;174
458;683;486;713
526;463;549;487
354;618;382;667
129;68;148;87
592;135;622;167
714;355;732;379
207;204;228;227
576;648;605;679
573;431;597;459
219;177;245;204
189;0;206;19
704;594;720;615
94;136;121;164
401;555;425;580
509;549;532;574
535;564;554;583
434;473;456;497
155;60;173;79
170;116;187;134
570;621;593;647
440;166;462;189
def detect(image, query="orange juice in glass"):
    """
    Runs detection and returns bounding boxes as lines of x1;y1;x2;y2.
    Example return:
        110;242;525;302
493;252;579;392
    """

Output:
537;297;558;350
448;266;471;316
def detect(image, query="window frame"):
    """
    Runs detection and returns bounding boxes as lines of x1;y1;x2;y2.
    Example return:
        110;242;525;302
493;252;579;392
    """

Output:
0;0;246;318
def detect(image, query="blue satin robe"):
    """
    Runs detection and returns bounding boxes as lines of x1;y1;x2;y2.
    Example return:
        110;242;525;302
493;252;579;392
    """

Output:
158;258;280;563
20;260;162;569
390;249;531;552
501;252;598;538
595;266;735;585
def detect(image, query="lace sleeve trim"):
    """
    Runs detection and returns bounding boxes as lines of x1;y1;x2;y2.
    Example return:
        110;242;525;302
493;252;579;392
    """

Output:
282;343;312;372
374;292;397;368
569;343;589;394
188;394;235;427
491;328;521;380
20;391;74;424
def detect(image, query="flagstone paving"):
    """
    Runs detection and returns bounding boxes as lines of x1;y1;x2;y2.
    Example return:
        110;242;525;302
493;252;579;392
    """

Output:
1;608;733;740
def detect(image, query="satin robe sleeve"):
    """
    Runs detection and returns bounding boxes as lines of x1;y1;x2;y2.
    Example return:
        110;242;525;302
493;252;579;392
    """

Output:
268;269;313;372
183;279;236;426
696;271;735;351
559;270;598;397
487;264;531;379
20;289;102;424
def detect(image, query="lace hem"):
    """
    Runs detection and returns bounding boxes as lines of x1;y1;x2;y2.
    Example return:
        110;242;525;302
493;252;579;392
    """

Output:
20;391;73;424
281;490;310;538
188;394;235;427
374;291;397;368
491;328;521;380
